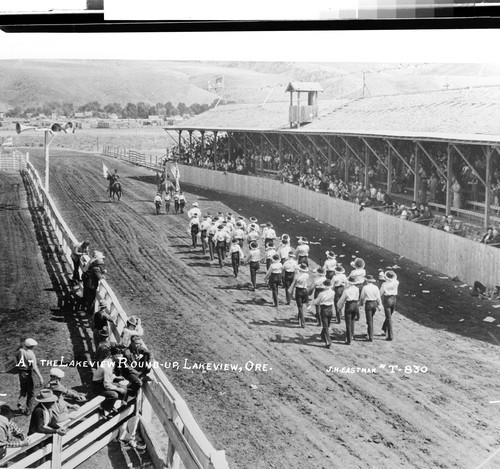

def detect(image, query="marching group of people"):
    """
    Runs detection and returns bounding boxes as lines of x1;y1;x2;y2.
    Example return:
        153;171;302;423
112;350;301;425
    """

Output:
182;200;401;349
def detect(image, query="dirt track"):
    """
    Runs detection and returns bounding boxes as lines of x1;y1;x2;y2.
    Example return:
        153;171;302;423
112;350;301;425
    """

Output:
25;148;500;469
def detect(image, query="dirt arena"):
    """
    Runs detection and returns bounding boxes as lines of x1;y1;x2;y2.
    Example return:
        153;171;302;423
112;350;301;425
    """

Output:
10;148;500;468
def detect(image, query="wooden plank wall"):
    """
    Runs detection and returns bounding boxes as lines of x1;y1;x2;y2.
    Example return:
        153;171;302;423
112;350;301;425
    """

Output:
179;165;500;287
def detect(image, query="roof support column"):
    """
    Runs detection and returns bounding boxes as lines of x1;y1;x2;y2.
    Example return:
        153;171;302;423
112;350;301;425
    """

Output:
188;130;192;156
228;132;232;163
327;137;332;167
278;134;283;168
178;130;182;157
446;144;452;216
345;140;349;183
213;131;218;170
260;134;264;172
485;146;492;228
364;140;369;187
312;137;317;175
387;142;392;194
414;142;420;203
200;130;205;164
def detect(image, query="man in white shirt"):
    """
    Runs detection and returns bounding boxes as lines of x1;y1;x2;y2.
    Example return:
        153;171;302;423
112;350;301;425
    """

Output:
228;239;244;278
380;270;399;341
200;216;212;256
187;202;201;219
337;276;360;345
276;234;292;263
296;237;310;266
282;253;298;305
244;241;261;291
262;222;277;247
264;253;283;307
323;251;337;280
332;265;347;324
213;225;230;268
313;279;336;348
189;214;200;249
309;267;327;326
288;263;310;328
360;275;382;342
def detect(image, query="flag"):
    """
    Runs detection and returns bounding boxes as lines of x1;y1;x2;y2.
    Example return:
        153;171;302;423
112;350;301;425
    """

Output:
102;163;109;179
208;76;224;90
1;136;13;147
170;162;180;191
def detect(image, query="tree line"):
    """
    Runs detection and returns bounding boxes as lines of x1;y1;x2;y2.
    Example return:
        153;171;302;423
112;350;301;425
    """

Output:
5;98;236;120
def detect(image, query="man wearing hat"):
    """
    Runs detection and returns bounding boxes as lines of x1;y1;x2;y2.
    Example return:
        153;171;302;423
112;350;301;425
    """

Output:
337;276;361;345
264;253;283;307
332;265;347;324
16;338;43;415
237;216;247;232
71;240;90;284
48;368;87;403
324;251;337;280
121;316;144;348
200;215;212;256
173;191;180;214
95;330;112;362
262;223;277;248
244;241;261;291
264;242;278;271
380;270;399;341
308;267;327;326
360;275;382;342
281;252;298;305
0;404;30;458
187;202;201;219
189;213;201;249
164;190;171;214
207;220;217;260
246;225;259;247
228;238;244;278
83;251;106;315
296;238;310;266
178;191;186;213
28;389;66;436
313;279;336;348
288;263;311;328
48;381;80;423
231;222;246;249
276;234;291;263
93;299;115;349
213;225;231;268
248;217;260;234
154;192;162;215
349;257;366;321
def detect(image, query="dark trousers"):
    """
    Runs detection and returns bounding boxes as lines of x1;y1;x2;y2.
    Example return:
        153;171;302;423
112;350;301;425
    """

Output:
216;241;226;267
266;258;272;271
269;273;281;306
314;289;324;324
92;381;126;412
201;231;207;254
295;287;309;328
249;261;260;289
364;300;378;341
174;200;180;213
320;305;333;346
191;226;199;248
382;295;397;340
326;270;334;280
18;370;34;411
179;201;185;213
283;272;295;304
155;201;161;214
83;287;97;314
345;300;359;344
354;284;364;320
334;286;344;323
208;236;215;260
165;200;170;214
71;255;81;281
231;252;240;277
264;238;274;248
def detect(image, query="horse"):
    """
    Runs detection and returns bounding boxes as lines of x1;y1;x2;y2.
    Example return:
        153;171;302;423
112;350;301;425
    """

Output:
158;179;175;198
109;182;122;201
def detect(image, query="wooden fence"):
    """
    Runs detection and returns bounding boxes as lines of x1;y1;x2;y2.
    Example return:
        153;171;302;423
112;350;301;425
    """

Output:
102;145;164;170
18;160;229;469
0;149;28;171
176;164;500;288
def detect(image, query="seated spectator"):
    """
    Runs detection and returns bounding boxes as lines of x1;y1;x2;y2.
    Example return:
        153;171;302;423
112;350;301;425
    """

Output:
48;368;87;403
411;204;434;224
48;381;80;424
399;205;409;221
480;227;499;245
442;215;454;232
92;300;115;349
121;316;144;348
28;390;66;436
95;330;112;362
125;335;153;378
91;347;129;415
0;404;30;458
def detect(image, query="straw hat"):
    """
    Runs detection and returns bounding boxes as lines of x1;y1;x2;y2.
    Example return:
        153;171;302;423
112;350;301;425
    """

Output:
127;316;139;326
50;368;65;379
288;252;296;258
35;389;58;403
265;242;274;249
365;274;377;283
350;257;365;269
298;263;309;273
384;270;397;281
272;253;280;261
334;265;345;274
266;222;273;228
314;266;326;274
249;217;258;223
323;279;333;288
326;251;336;259
24;338;38;347
347;275;357;284
249;241;259;250
192;202;198;207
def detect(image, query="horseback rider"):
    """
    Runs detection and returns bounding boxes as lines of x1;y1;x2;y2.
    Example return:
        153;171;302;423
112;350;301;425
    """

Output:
108;169;120;190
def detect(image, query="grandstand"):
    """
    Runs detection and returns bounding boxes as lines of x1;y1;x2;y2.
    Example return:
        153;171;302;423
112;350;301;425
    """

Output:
167;84;500;228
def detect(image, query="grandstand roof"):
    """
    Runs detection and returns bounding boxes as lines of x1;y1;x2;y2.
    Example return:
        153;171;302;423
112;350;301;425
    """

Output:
168;86;500;144
285;82;324;93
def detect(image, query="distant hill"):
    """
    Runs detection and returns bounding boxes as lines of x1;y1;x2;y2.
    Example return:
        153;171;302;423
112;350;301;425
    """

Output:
0;60;499;111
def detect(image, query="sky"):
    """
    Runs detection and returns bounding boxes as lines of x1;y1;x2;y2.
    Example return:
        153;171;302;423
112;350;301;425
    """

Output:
0;29;499;64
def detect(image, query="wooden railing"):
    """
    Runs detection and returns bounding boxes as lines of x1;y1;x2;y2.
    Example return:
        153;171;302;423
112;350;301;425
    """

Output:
21;161;229;469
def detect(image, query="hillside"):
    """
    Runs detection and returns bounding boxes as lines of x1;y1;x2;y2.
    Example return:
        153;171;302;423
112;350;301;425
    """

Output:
0;60;499;112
